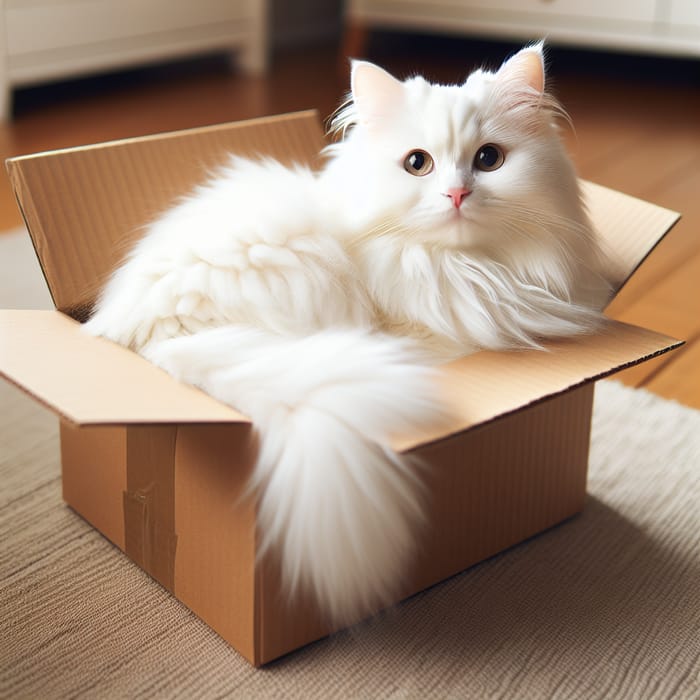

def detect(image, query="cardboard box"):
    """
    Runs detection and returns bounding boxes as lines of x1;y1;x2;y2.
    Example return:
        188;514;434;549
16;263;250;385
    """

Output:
0;111;681;665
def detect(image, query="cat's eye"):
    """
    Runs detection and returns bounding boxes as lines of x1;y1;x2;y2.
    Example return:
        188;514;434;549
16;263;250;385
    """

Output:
474;144;505;172
403;150;434;177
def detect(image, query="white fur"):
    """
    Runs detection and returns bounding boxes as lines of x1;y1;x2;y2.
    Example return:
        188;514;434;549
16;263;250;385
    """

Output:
85;45;611;622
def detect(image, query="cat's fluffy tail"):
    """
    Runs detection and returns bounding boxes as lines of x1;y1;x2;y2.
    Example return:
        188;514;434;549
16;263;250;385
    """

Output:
145;326;446;623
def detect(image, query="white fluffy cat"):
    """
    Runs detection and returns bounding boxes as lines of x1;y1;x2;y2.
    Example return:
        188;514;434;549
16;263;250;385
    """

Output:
84;44;610;623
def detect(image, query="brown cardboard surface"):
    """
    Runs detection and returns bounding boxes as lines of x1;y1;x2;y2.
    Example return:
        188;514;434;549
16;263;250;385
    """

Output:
581;180;680;295
60;419;261;664
0;309;246;425
410;383;593;589
60;423;127;550
5;111;325;319
173;423;258;663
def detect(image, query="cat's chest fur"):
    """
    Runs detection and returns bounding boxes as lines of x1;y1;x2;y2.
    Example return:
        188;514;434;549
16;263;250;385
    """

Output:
351;230;598;357
351;236;485;356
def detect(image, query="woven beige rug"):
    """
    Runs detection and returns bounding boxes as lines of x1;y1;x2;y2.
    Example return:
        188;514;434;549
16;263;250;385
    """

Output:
1;228;699;698
1;377;699;699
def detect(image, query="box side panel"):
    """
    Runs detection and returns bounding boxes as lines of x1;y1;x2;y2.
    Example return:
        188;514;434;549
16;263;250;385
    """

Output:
60;422;127;550
61;420;259;663
173;423;258;664
408;382;593;593
256;384;593;664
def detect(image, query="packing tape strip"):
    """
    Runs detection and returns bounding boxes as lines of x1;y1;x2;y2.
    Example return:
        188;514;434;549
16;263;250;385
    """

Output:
123;425;178;592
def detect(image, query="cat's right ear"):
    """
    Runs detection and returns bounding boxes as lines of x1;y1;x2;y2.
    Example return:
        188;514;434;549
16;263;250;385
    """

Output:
351;60;404;128
495;43;546;94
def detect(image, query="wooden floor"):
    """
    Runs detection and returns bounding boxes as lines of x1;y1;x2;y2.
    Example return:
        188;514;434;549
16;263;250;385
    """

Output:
1;37;698;409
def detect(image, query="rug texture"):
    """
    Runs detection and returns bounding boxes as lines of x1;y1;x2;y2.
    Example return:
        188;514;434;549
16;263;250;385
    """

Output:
1;377;699;699
1;228;699;697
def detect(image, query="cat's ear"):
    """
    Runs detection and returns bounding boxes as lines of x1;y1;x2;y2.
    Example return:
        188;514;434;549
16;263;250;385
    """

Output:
351;60;404;127
495;42;545;93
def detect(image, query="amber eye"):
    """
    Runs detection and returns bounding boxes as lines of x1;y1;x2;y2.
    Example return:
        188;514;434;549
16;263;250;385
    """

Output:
474;144;505;172
403;149;434;176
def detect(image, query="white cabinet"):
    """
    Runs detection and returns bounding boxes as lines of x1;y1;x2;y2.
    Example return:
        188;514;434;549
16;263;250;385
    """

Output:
0;0;268;119
444;0;657;23
347;0;700;58
668;0;700;36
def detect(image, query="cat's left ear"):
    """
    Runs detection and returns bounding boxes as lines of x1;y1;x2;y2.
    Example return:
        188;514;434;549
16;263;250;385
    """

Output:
495;42;545;93
351;60;404;127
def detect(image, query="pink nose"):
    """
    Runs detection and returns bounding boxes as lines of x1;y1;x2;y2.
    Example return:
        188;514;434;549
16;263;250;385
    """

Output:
444;187;471;209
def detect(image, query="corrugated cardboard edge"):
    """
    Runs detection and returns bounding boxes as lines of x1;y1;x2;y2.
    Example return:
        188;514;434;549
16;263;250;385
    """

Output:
4;160;58;309
0;309;681;445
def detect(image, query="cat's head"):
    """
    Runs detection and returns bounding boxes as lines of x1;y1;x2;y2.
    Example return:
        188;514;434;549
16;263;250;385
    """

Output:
328;44;585;256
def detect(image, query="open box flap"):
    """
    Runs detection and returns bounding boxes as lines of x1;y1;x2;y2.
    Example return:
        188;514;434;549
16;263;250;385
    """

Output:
0;309;247;425
5;111;326;320
0;310;678;436
394;320;680;451
6;113;679;320
581;181;680;296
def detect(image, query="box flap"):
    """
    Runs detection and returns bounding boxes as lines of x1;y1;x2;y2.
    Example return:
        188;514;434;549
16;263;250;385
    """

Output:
5;111;325;320
581;180;679;297
394;320;681;451
0;309;247;425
